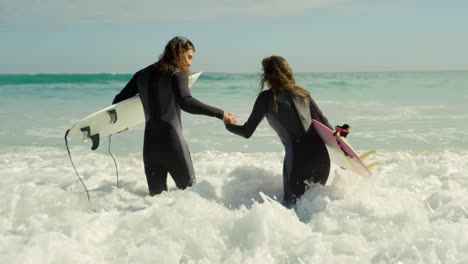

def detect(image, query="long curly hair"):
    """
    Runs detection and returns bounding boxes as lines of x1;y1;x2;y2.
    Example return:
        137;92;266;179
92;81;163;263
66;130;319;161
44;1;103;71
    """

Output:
260;55;310;112
154;36;195;73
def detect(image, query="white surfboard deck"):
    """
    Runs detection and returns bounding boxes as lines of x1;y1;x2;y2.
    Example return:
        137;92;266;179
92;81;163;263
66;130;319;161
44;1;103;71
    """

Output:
66;71;203;149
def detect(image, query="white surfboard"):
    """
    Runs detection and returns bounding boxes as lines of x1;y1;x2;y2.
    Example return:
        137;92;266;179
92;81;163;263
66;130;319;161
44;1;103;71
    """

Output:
66;71;203;150
312;120;381;176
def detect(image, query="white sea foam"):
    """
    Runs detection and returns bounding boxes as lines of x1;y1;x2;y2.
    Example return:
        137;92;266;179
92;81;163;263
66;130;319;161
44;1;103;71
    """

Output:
2;71;468;263
1;146;467;263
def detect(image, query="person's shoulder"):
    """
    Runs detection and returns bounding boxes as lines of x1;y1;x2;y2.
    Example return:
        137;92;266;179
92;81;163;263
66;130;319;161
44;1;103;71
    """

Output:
172;69;188;78
259;89;272;95
169;70;188;83
135;64;155;76
258;89;273;100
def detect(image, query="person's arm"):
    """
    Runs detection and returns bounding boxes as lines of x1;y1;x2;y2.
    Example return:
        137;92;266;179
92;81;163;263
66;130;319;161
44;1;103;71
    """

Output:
113;74;138;104
225;92;268;138
309;96;333;130
172;71;224;119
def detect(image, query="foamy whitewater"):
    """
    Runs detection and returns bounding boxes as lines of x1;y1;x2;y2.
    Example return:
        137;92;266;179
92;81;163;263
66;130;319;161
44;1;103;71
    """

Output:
1;71;467;263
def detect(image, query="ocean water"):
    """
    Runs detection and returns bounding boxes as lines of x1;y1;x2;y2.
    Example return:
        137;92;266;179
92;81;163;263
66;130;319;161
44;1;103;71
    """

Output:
1;71;468;263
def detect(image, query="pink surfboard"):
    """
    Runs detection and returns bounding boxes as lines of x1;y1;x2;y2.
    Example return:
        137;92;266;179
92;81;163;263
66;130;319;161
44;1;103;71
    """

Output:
312;119;372;176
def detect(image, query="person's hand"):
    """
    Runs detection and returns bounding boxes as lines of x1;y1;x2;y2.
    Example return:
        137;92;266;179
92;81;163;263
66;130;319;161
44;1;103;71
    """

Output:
333;124;350;138
223;112;237;125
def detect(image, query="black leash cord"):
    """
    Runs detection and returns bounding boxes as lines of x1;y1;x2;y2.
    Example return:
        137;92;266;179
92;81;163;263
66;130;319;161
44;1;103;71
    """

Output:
64;129;91;204
108;134;120;188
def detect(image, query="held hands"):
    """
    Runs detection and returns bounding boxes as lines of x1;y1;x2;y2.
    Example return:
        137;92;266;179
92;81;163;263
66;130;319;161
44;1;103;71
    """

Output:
223;112;237;125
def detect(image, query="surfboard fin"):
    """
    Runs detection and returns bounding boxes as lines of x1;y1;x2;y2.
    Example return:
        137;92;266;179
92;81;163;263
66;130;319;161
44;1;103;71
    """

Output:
89;134;100;151
80;127;100;151
359;150;377;161
107;110;117;124
360;150;382;171
366;161;383;170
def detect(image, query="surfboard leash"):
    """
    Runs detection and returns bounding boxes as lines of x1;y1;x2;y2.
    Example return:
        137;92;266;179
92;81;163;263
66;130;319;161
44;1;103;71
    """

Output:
108;134;120;188
64;129;92;206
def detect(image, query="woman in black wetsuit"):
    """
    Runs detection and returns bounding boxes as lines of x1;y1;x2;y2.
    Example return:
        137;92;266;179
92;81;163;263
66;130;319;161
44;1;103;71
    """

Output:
113;36;236;196
225;55;333;204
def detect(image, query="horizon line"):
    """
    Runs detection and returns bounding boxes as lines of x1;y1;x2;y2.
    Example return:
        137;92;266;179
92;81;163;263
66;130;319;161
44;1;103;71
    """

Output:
1;69;468;76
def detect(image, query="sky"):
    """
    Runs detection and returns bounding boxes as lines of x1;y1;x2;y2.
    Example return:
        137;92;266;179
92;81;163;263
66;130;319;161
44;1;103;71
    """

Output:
1;0;468;74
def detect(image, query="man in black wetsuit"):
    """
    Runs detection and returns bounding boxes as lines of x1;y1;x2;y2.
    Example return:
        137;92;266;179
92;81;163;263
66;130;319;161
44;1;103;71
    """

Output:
225;55;333;205
113;36;236;195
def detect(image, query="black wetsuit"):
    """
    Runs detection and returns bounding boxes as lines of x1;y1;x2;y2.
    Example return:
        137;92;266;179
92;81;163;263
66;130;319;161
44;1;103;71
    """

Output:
225;89;332;204
113;65;224;195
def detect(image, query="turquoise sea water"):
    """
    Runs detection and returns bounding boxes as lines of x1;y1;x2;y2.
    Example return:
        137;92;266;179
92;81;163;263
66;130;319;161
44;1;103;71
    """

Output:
1;71;468;263
1;71;467;152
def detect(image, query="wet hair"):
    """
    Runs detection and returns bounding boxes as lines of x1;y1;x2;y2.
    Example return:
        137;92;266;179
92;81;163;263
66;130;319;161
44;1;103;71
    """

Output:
154;36;195;73
260;55;310;112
